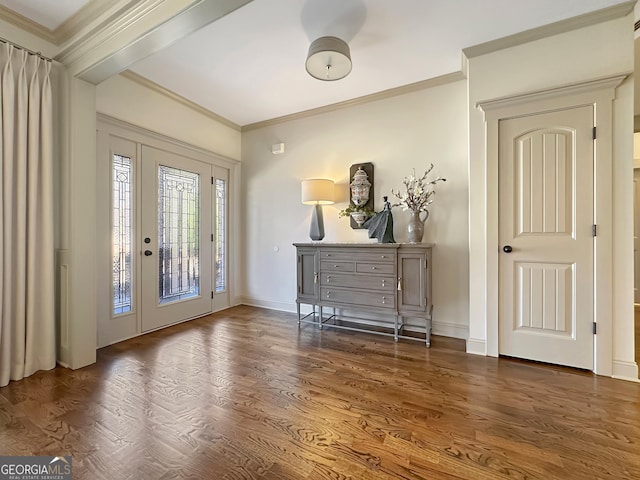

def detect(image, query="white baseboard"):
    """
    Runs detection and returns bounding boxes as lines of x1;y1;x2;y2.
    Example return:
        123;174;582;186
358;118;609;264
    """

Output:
612;360;640;382
432;321;468;340
238;296;468;340
466;338;487;356
237;296;297;313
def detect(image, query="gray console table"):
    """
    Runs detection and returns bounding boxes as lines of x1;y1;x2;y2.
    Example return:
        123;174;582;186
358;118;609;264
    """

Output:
294;243;433;346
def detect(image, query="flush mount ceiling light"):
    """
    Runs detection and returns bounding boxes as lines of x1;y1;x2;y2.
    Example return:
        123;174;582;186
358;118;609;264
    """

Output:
305;36;352;81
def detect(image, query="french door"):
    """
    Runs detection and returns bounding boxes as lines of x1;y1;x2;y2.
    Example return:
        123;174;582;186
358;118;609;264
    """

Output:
98;123;228;347
140;146;212;332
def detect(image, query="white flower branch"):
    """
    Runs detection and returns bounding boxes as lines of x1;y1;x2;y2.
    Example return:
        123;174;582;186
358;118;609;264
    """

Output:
391;164;446;213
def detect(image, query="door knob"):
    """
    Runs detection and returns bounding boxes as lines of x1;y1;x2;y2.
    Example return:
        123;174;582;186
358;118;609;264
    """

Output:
144;237;151;244
144;250;153;256
503;245;513;253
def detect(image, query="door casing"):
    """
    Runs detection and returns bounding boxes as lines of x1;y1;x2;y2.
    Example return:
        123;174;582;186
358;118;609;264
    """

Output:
477;75;626;375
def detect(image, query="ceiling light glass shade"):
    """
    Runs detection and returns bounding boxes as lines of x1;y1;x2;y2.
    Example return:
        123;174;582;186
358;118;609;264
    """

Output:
305;36;352;81
301;179;335;205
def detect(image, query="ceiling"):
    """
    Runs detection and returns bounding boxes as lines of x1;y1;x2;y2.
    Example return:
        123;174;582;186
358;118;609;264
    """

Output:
0;0;631;126
0;0;92;30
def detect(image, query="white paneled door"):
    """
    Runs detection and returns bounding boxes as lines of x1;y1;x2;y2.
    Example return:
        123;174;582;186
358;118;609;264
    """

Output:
140;146;212;332
498;106;594;369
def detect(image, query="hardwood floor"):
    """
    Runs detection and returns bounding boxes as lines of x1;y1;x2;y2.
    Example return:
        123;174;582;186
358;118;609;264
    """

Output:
1;305;639;479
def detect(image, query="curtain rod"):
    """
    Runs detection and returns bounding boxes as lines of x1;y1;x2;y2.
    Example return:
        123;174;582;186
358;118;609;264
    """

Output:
0;36;52;62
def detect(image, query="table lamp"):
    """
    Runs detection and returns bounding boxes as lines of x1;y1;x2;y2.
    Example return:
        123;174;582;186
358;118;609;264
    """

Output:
301;179;334;241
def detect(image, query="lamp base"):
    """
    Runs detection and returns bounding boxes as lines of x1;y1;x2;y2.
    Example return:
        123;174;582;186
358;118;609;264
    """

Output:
309;204;325;241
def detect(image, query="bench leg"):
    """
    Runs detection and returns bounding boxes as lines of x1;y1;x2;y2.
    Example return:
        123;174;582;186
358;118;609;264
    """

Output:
394;315;399;342
426;306;433;347
425;318;432;347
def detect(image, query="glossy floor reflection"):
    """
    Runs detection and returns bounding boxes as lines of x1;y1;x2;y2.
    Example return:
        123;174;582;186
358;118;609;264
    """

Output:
1;305;639;479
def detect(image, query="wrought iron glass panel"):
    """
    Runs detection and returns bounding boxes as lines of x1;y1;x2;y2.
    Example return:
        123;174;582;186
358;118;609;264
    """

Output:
113;154;132;315
215;178;226;292
158;165;200;304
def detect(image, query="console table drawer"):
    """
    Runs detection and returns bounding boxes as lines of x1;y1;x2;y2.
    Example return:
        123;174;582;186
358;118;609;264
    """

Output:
321;287;396;309
319;250;395;263
321;273;395;291
320;261;355;272
355;262;395;275
295;242;434;347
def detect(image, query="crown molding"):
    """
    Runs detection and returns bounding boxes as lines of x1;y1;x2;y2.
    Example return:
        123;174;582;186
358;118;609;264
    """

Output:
55;0;167;66
0;4;57;44
55;0;134;45
120;70;241;132
123;69;463;133
242;71;466;132
0;0;143;46
463;0;635;59
57;0;252;84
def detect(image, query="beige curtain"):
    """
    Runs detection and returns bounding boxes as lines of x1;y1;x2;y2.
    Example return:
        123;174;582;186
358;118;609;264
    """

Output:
0;43;55;387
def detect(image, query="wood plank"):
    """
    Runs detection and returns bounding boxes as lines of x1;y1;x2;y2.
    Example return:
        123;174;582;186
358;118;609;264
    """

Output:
0;305;638;479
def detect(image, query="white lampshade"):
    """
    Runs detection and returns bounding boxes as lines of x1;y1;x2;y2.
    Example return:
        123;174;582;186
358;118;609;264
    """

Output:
301;179;334;205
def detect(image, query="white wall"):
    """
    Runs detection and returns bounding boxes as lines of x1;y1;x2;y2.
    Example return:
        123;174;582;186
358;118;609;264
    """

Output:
96;74;241;161
467;14;636;379
0;18;59;58
241;80;469;339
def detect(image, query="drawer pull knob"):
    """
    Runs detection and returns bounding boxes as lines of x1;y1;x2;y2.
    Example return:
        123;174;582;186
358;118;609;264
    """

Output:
381;255;386;259
327;276;331;283
326;291;331;298
371;266;376;270
382;280;386;286
382;296;386;304
334;264;339;268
